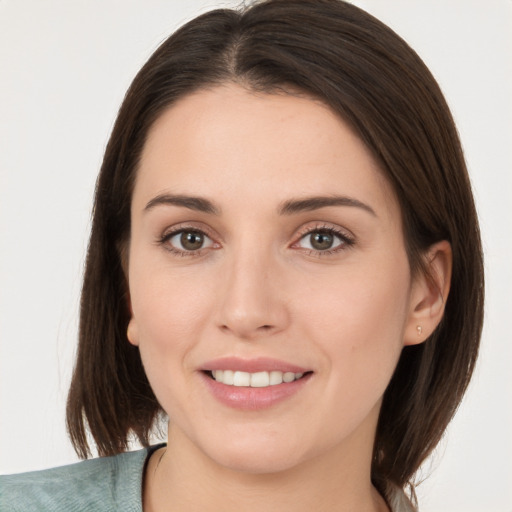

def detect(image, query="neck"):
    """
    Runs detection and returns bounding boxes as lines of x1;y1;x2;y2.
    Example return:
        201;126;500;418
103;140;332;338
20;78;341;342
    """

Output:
143;422;389;512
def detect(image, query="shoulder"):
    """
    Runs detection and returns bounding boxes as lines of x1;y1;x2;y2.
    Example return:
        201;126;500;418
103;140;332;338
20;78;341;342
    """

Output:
0;447;155;512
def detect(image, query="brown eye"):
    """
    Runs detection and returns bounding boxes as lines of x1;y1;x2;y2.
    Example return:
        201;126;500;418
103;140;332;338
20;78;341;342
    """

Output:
180;231;204;250
310;231;334;250
167;230;214;252
297;229;348;252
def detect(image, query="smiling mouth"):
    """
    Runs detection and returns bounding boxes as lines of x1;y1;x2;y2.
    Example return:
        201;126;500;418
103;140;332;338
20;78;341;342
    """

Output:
206;370;312;388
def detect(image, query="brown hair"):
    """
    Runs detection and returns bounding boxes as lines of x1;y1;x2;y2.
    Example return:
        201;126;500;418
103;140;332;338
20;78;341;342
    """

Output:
67;0;484;494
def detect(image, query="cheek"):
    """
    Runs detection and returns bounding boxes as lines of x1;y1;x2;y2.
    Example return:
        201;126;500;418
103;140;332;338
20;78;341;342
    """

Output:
291;261;410;444
297;257;411;384
129;257;213;343
127;261;215;401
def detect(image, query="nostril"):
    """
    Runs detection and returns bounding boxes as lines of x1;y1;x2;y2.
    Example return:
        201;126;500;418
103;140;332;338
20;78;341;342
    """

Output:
217;318;282;338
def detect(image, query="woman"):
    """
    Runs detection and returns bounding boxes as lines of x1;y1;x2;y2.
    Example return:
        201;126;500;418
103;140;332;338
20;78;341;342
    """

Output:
1;1;484;510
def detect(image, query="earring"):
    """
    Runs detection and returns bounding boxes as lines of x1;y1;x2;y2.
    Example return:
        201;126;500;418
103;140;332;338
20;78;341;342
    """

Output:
416;325;423;336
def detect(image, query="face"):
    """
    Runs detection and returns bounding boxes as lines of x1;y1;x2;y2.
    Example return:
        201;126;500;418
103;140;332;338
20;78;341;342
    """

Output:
127;84;418;474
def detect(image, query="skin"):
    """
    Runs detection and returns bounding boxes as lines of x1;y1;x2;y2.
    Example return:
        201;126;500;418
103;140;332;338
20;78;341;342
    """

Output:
126;84;451;512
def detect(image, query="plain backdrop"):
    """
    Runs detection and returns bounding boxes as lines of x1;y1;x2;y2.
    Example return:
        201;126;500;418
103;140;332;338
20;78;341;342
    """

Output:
1;1;511;511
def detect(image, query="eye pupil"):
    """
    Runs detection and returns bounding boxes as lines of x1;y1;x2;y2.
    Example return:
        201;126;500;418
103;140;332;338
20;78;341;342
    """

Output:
310;231;334;250
180;231;204;250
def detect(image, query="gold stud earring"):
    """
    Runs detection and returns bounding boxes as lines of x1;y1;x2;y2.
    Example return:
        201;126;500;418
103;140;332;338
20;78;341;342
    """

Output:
416;325;423;336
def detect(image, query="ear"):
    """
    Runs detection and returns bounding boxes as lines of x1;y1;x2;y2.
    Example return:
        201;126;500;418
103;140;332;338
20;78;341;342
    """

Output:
119;241;139;346
404;240;452;346
126;316;139;347
125;283;139;347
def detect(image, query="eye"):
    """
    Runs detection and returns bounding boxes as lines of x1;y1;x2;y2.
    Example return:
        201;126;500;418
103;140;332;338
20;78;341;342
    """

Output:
295;228;353;253
165;229;214;252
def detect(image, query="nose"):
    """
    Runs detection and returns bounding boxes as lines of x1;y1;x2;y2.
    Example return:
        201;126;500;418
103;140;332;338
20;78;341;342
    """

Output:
215;245;290;340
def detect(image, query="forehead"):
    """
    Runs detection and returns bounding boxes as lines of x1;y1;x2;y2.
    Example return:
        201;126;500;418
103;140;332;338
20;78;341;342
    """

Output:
134;84;399;222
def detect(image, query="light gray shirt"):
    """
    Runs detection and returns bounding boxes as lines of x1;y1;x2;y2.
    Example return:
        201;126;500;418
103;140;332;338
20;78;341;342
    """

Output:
1;446;415;511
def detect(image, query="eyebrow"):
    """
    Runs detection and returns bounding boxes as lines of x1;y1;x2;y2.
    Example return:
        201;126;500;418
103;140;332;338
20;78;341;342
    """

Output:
144;193;376;217
279;195;376;216
144;194;220;215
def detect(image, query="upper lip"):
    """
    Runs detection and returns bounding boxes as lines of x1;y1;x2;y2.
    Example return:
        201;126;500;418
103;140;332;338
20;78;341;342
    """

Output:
200;356;310;374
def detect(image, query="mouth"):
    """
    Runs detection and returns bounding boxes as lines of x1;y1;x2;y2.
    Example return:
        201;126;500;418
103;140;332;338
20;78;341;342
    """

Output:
204;369;313;388
199;357;313;409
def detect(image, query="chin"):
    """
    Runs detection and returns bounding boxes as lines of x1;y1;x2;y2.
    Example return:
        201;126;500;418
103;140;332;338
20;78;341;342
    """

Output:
197;428;310;475
213;446;305;475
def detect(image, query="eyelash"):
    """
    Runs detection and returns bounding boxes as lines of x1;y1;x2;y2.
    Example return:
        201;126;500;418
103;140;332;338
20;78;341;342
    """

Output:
292;224;355;257
157;223;355;257
158;224;218;258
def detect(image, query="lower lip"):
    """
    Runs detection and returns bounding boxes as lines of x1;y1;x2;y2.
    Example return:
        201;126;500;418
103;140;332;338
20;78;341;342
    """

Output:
200;372;312;411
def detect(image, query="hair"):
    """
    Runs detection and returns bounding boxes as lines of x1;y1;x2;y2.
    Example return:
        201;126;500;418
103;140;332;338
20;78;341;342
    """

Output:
66;0;484;497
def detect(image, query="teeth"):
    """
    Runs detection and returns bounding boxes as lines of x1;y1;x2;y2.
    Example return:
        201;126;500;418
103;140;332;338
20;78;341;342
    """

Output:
223;370;234;385
269;370;283;385
283;371;295;383
250;371;269;388
211;370;306;387
233;371;250;386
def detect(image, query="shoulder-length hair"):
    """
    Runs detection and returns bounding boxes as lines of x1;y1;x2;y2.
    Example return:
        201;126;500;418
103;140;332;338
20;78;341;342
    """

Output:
67;0;484;493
